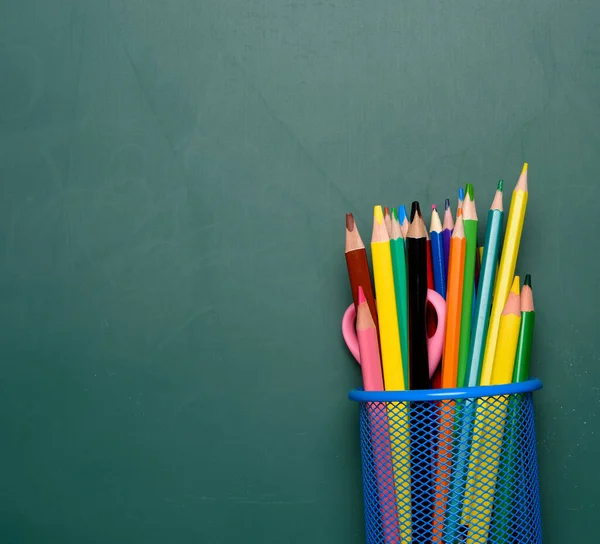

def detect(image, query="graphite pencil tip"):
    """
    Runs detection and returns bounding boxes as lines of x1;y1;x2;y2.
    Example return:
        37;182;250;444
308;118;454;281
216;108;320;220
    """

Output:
524;274;532;287
345;213;355;231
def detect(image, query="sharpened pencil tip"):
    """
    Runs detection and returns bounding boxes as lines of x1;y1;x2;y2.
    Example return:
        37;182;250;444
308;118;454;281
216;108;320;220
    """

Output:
458;187;465;201
374;205;384;224
465;183;474;200
384;206;390;217
410;201;421;221
511;276;521;295
357;285;366;304
522;162;528;174
431;204;436;211
391;207;398;221
399;205;407;224
445;198;450;210
497;179;504;191
524;274;532;287
345;213;355;231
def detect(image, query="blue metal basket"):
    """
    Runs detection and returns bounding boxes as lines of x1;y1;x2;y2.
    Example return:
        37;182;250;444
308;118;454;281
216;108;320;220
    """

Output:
349;379;542;544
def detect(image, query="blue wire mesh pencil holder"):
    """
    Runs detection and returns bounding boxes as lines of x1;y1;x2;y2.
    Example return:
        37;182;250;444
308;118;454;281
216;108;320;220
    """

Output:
349;379;542;544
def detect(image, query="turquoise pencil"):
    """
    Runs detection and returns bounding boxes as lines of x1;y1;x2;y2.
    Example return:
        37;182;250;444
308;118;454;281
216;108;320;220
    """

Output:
444;181;504;544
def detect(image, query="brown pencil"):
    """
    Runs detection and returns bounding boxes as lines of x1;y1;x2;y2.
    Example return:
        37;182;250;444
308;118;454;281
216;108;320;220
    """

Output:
345;213;378;329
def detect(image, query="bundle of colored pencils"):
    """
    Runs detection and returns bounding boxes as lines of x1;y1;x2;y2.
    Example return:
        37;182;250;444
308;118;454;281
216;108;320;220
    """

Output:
344;163;536;543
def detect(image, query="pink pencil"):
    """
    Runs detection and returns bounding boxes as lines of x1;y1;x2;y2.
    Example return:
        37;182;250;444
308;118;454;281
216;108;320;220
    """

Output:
357;287;401;543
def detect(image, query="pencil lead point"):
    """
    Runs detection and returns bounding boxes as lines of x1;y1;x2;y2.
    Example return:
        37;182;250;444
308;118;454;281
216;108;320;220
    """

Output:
458;187;465;201
497;179;504;191
465;183;474;200
511;276;521;295
524;274;532;288
345;213;355;231
431;204;436;211
444;198;450;210
410;201;421;222
391;207;398;221
357;285;366;304
374;205;384;224
521;162;528;174
399;205;407;224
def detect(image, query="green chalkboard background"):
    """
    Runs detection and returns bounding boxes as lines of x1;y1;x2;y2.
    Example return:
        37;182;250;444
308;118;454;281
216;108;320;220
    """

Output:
1;1;599;542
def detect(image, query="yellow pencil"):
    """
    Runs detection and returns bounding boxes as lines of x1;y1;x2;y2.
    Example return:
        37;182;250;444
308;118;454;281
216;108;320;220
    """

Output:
371;205;412;541
465;278;521;543
462;276;521;544
371;205;405;391
479;164;528;385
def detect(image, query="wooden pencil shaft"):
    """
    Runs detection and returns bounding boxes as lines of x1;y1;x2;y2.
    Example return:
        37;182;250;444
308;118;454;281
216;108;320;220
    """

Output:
345;249;378;329
513;311;535;383
407;236;429;390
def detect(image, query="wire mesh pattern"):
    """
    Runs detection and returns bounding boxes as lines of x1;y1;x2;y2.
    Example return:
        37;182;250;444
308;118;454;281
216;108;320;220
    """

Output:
353;389;541;543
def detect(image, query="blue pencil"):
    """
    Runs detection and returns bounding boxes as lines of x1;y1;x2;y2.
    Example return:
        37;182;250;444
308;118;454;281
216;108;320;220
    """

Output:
442;199;454;288
429;205;446;297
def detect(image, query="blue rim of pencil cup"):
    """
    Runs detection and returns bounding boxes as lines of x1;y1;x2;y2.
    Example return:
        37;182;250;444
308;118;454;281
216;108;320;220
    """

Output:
348;378;542;402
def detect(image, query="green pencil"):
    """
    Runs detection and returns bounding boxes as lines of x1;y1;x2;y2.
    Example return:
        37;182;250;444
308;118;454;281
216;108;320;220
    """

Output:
456;184;478;388
390;208;409;385
513;274;535;382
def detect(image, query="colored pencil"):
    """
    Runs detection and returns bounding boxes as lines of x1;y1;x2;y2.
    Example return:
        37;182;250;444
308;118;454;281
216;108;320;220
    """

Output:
406;202;430;390
371;206;413;542
466;181;505;387
441;214;466;389
356;286;385;392
384;206;392;237
399;205;409;240
345;213;378;329
456;185;478;388
371;206;405;391
356;287;402;542
442;199;454;287
431;214;465;542
465;278;521;544
426;227;437;343
390;208;410;385
513;274;535;383
495;274;535;543
430;205;446;297
480;164;529;385
445;182;504;543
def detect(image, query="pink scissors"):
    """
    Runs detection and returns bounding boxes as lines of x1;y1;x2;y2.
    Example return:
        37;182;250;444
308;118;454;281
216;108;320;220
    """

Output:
342;290;447;380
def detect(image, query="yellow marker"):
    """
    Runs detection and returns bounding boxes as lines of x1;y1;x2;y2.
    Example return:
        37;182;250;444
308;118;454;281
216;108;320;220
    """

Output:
480;163;528;386
463;278;522;541
371;206;411;541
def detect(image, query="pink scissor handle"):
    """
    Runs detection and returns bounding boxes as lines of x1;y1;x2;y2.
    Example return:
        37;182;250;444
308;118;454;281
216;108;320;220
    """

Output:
342;290;447;379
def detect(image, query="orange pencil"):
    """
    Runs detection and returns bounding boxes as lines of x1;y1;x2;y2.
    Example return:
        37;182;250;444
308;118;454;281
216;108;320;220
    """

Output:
432;215;466;542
